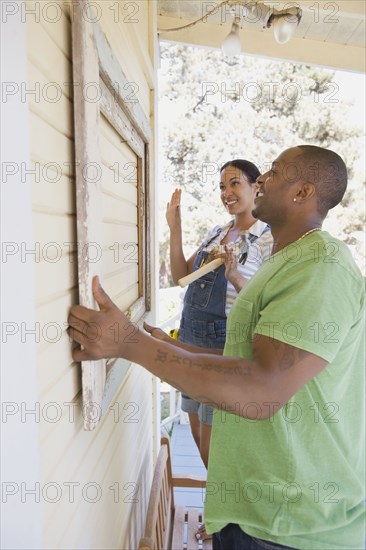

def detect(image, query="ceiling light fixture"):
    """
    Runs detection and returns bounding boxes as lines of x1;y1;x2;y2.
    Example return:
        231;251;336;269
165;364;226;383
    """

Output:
158;1;302;54
221;15;241;56
269;8;302;44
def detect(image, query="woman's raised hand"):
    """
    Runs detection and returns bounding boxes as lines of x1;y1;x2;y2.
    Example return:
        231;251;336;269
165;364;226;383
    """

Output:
166;188;182;230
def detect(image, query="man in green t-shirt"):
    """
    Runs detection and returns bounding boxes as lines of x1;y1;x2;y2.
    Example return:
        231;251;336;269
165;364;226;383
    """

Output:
68;146;365;549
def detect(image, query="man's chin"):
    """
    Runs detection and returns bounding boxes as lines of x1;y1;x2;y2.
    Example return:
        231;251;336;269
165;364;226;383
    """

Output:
252;207;269;224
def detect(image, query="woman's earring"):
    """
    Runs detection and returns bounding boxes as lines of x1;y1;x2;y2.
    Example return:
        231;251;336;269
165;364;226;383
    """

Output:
293;198;297;202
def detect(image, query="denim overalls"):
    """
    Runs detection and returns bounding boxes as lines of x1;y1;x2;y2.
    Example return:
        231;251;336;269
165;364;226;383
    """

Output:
179;227;228;350
178;225;269;418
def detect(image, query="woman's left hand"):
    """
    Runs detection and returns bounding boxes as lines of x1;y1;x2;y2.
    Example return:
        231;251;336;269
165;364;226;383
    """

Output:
223;245;239;280
222;245;247;293
143;322;171;342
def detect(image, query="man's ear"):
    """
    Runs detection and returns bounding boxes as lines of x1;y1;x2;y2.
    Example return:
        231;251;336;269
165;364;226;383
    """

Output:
295;182;316;202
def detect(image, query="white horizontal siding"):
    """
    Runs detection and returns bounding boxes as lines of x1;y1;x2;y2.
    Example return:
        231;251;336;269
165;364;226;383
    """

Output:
42;368;153;548
101;224;138;249
100;113;141;311
32;172;75;216
25;0;155;547
96;0;152;118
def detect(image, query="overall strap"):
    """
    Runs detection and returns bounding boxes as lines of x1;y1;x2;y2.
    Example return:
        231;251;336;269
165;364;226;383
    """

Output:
198;226;223;251
238;224;270;265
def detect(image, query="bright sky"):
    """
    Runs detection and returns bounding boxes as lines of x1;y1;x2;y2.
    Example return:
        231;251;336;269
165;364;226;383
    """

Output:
332;69;366;175
332;69;365;137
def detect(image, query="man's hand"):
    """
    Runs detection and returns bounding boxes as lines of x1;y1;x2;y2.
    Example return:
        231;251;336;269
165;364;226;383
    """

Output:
68;276;139;362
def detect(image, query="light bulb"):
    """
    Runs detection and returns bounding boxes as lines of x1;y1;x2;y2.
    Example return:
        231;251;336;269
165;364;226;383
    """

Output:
272;14;299;44
222;18;241;56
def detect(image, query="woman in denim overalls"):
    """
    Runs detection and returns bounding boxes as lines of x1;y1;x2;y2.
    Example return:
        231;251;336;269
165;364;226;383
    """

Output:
166;160;271;471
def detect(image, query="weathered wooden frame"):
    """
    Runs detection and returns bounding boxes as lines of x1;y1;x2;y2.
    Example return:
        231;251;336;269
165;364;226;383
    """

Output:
72;0;151;430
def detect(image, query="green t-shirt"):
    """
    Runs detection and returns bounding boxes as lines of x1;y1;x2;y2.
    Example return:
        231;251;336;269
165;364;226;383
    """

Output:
205;231;365;549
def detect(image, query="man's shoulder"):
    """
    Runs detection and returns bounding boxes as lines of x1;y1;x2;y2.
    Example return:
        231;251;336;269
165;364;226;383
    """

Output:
299;231;363;285
246;230;363;300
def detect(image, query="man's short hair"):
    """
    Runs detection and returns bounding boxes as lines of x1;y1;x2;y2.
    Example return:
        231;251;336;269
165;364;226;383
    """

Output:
296;145;348;215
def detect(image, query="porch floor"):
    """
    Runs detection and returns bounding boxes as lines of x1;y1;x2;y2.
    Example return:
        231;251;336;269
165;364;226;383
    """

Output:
170;420;207;511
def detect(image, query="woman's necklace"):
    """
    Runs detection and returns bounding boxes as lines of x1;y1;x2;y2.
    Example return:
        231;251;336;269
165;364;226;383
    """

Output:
297;227;322;241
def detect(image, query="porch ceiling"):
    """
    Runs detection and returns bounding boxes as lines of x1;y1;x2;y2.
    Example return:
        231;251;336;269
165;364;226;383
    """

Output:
157;1;366;72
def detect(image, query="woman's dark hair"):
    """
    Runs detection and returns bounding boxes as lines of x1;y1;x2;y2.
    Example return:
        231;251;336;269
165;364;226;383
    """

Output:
220;159;260;185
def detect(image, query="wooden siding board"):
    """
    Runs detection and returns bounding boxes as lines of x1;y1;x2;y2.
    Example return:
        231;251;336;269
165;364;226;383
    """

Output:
103;161;140;195
36;290;76;333
104;264;139;291
28;62;74;139
34;253;77;303
27;18;73;101
96;0;152;117
38;0;72;58
39;365;82;441
93;19;151;142
41;369;151;527
32;172;75;216
32;211;75;255
41;403;108;498
59;406;152;549
101;223;138;249
29;111;74;170
104;283;140;314
100;157;138;186
102;246;139;278
101;229;139;260
73;433;152;549
40;361;147;479
102;194;138;225
38;343;78;398
40;404;84;484
101;165;138;195
101;170;138;202
123;2;155;88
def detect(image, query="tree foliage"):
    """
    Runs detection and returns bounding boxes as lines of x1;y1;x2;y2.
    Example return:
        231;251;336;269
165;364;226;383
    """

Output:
158;43;365;285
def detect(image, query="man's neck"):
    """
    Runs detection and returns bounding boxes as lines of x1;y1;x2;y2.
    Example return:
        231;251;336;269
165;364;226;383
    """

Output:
271;225;322;255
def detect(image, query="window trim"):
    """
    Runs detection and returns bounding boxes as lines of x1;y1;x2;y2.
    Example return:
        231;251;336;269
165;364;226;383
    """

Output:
72;0;151;430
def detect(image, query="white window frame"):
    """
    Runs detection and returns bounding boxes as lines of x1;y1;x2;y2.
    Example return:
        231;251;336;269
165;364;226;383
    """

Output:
72;0;151;430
